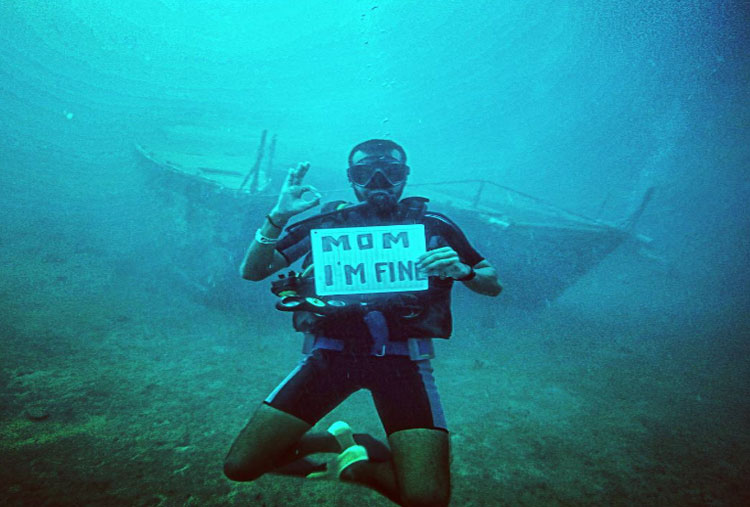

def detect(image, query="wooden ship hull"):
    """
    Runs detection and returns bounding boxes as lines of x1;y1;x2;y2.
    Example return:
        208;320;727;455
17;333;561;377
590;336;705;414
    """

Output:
136;127;652;309
421;181;652;306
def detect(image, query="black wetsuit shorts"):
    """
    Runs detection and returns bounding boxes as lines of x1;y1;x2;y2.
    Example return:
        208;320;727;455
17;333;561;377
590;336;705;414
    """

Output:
264;348;448;435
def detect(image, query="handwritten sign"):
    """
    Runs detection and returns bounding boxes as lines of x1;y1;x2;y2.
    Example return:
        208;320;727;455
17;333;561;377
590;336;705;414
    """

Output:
310;224;428;296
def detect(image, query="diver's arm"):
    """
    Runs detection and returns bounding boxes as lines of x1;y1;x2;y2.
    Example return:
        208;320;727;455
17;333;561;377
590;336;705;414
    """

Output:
239;212;289;281
417;248;502;297
460;259;502;297
240;162;321;281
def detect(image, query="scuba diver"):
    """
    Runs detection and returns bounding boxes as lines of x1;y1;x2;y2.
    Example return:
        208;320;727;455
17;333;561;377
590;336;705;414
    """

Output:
223;139;502;506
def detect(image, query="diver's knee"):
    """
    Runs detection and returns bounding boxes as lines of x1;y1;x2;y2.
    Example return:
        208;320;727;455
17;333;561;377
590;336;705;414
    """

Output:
223;458;263;482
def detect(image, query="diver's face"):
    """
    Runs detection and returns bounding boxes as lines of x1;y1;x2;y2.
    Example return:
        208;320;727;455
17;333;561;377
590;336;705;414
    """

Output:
347;156;409;212
352;171;406;211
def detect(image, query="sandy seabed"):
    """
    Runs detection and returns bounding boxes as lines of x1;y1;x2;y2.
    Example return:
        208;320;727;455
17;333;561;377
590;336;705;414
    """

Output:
1;219;748;507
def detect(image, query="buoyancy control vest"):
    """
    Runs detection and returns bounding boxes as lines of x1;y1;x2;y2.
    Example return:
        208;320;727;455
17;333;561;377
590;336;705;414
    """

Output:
272;197;456;343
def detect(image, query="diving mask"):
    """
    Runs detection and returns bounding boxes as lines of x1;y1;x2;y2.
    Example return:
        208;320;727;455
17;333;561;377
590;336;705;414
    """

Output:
347;160;410;187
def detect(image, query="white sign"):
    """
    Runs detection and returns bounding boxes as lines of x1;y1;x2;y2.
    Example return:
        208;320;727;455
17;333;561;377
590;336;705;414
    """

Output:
310;224;428;296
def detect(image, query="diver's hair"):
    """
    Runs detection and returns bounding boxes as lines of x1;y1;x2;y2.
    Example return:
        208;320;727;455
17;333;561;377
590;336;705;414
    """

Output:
348;139;407;167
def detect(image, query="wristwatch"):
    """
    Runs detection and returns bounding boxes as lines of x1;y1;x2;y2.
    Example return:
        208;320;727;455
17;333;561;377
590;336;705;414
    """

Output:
456;265;476;282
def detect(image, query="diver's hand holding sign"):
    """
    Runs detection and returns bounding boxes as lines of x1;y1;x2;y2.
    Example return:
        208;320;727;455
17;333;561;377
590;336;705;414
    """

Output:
270;162;322;224
416;246;472;279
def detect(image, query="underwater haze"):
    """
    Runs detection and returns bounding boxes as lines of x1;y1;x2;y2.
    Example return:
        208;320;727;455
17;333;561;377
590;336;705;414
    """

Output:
1;0;748;505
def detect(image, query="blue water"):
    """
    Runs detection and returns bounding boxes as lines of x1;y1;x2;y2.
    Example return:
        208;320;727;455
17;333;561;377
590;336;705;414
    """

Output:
1;1;748;505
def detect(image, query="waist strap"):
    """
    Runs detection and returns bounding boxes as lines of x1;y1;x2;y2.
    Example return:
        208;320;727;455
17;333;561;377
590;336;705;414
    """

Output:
303;335;435;360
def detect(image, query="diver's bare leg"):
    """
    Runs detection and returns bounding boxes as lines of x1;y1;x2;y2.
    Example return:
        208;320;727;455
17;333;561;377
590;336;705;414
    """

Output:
225;403;393;479
269;432;340;477
340;428;450;507
223;403;311;482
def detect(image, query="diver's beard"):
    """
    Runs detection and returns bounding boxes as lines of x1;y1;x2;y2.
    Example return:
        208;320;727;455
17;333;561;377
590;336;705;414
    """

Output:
365;190;398;214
